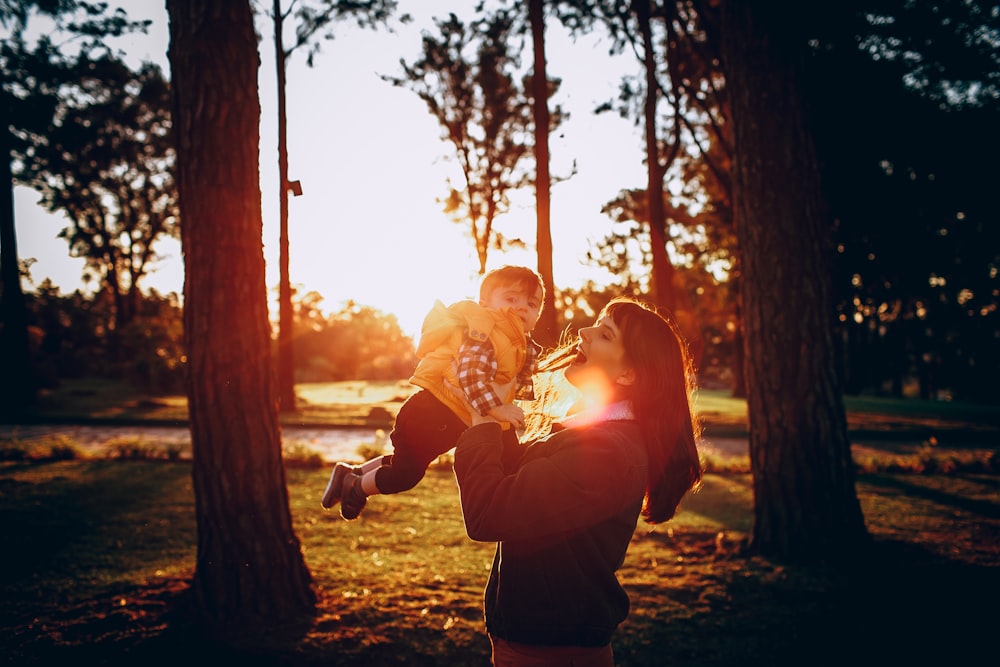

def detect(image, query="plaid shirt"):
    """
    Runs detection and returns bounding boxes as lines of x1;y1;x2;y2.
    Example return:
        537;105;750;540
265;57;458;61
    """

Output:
456;336;540;416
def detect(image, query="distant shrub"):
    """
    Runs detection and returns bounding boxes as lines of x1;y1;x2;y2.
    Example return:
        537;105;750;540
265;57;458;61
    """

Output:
283;442;325;469
109;438;160;461
356;429;388;462
0;435;81;462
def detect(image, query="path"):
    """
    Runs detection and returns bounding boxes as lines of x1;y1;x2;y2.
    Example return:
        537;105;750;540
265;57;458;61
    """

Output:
4;423;994;464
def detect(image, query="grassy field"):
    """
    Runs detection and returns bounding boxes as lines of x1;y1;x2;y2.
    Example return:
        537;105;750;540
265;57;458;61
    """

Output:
1;456;998;664
2;380;998;665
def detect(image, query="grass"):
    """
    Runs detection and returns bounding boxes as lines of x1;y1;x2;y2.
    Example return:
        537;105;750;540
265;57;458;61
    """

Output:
3;379;999;664
0;455;998;666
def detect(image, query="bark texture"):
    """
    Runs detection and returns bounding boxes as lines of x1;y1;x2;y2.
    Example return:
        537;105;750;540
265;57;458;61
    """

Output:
719;0;868;562
167;0;315;622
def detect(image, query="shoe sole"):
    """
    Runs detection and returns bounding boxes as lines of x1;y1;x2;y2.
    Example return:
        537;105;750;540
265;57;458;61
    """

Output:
321;463;352;509
340;476;367;520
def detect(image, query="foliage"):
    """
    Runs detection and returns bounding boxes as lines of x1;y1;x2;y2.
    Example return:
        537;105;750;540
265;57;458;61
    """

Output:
802;1;1000;402
24;283;185;393
596;186;738;373
383;9;560;274
849;0;1000;108
17;55;176;330
0;0;149;422
1;2;150;141
265;0;410;60
0;433;79;461
281;441;326;468
582;1;1000;402
22;283;420;394
292;293;417;381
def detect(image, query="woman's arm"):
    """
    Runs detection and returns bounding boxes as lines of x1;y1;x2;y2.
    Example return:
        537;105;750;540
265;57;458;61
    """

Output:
453;422;646;543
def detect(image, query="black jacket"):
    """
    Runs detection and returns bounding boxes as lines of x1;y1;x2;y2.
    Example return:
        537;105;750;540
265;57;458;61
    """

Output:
453;419;648;647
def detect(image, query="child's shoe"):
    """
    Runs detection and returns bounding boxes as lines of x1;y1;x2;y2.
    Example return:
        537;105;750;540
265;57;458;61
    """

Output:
321;462;358;509
340;474;368;520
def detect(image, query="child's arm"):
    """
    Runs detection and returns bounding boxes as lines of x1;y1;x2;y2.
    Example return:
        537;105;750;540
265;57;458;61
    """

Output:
456;339;524;428
486;402;524;430
514;340;541;401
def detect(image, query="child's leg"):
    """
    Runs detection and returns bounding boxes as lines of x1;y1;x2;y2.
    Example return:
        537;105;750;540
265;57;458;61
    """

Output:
322;455;389;509
359;390;466;497
367;449;434;495
359;455;387;474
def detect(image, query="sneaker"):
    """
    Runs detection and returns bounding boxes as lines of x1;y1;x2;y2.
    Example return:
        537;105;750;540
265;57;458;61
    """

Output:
321;462;357;509
340;474;368;521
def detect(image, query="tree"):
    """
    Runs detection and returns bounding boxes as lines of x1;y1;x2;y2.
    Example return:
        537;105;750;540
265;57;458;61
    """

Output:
803;0;1000;402
595;179;732;374
578;1;717;368
526;0;559;346
718;0;868;563
19;57;176;332
166;0;315;624
0;76;31;419
294;297;417;381
591;0;683;313
263;0;406;413
1;1;147;419
384;11;547;275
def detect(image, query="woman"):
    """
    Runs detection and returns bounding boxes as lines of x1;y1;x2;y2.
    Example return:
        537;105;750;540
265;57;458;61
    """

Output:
453;297;702;666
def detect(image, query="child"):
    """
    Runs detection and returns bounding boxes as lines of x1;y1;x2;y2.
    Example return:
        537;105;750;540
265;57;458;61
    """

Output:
321;265;545;521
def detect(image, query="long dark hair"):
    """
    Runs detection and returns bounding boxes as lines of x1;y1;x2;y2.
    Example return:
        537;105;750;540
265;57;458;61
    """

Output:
606;298;702;523
527;297;702;524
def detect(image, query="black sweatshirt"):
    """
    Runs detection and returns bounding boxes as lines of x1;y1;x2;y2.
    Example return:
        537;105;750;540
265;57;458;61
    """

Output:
453;419;648;647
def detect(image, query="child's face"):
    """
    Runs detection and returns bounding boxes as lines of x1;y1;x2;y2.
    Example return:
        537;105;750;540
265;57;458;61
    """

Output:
483;283;544;333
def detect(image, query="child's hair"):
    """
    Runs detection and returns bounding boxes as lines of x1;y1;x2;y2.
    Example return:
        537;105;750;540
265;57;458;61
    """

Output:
479;265;545;303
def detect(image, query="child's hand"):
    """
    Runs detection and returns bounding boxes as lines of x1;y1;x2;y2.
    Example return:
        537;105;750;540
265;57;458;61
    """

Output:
488;402;525;430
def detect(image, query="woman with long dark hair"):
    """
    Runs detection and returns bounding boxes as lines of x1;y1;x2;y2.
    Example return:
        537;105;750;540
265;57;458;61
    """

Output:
453;297;702;666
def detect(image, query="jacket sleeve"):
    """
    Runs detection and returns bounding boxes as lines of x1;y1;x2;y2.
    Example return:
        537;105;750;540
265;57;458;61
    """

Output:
456;339;503;415
453;422;646;543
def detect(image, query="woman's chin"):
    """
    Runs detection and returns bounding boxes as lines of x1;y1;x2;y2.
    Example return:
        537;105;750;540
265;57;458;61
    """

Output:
564;365;613;399
564;362;584;387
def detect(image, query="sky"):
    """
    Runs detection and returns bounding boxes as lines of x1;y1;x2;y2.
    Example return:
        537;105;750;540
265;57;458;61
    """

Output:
12;1;648;338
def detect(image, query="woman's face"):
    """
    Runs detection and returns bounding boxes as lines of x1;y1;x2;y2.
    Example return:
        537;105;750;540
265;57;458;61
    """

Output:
565;314;633;401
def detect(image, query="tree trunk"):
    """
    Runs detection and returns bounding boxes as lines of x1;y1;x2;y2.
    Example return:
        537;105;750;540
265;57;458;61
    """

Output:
719;0;868;563
528;0;559;348
167;0;315;624
274;0;297;413
0;120;36;419
630;1;674;315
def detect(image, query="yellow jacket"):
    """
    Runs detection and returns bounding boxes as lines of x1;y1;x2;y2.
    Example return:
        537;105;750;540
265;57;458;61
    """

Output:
409;300;527;426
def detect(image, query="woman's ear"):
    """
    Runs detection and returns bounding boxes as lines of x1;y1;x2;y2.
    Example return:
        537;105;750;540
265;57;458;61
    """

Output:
616;368;636;387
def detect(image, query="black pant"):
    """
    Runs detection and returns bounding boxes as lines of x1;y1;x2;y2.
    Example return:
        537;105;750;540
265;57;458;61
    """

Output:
374;389;521;495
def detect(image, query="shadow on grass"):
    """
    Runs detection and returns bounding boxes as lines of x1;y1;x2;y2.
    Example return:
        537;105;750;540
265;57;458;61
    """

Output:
9;536;995;667
863;473;1000;519
614;535;998;666
3;460;998;666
